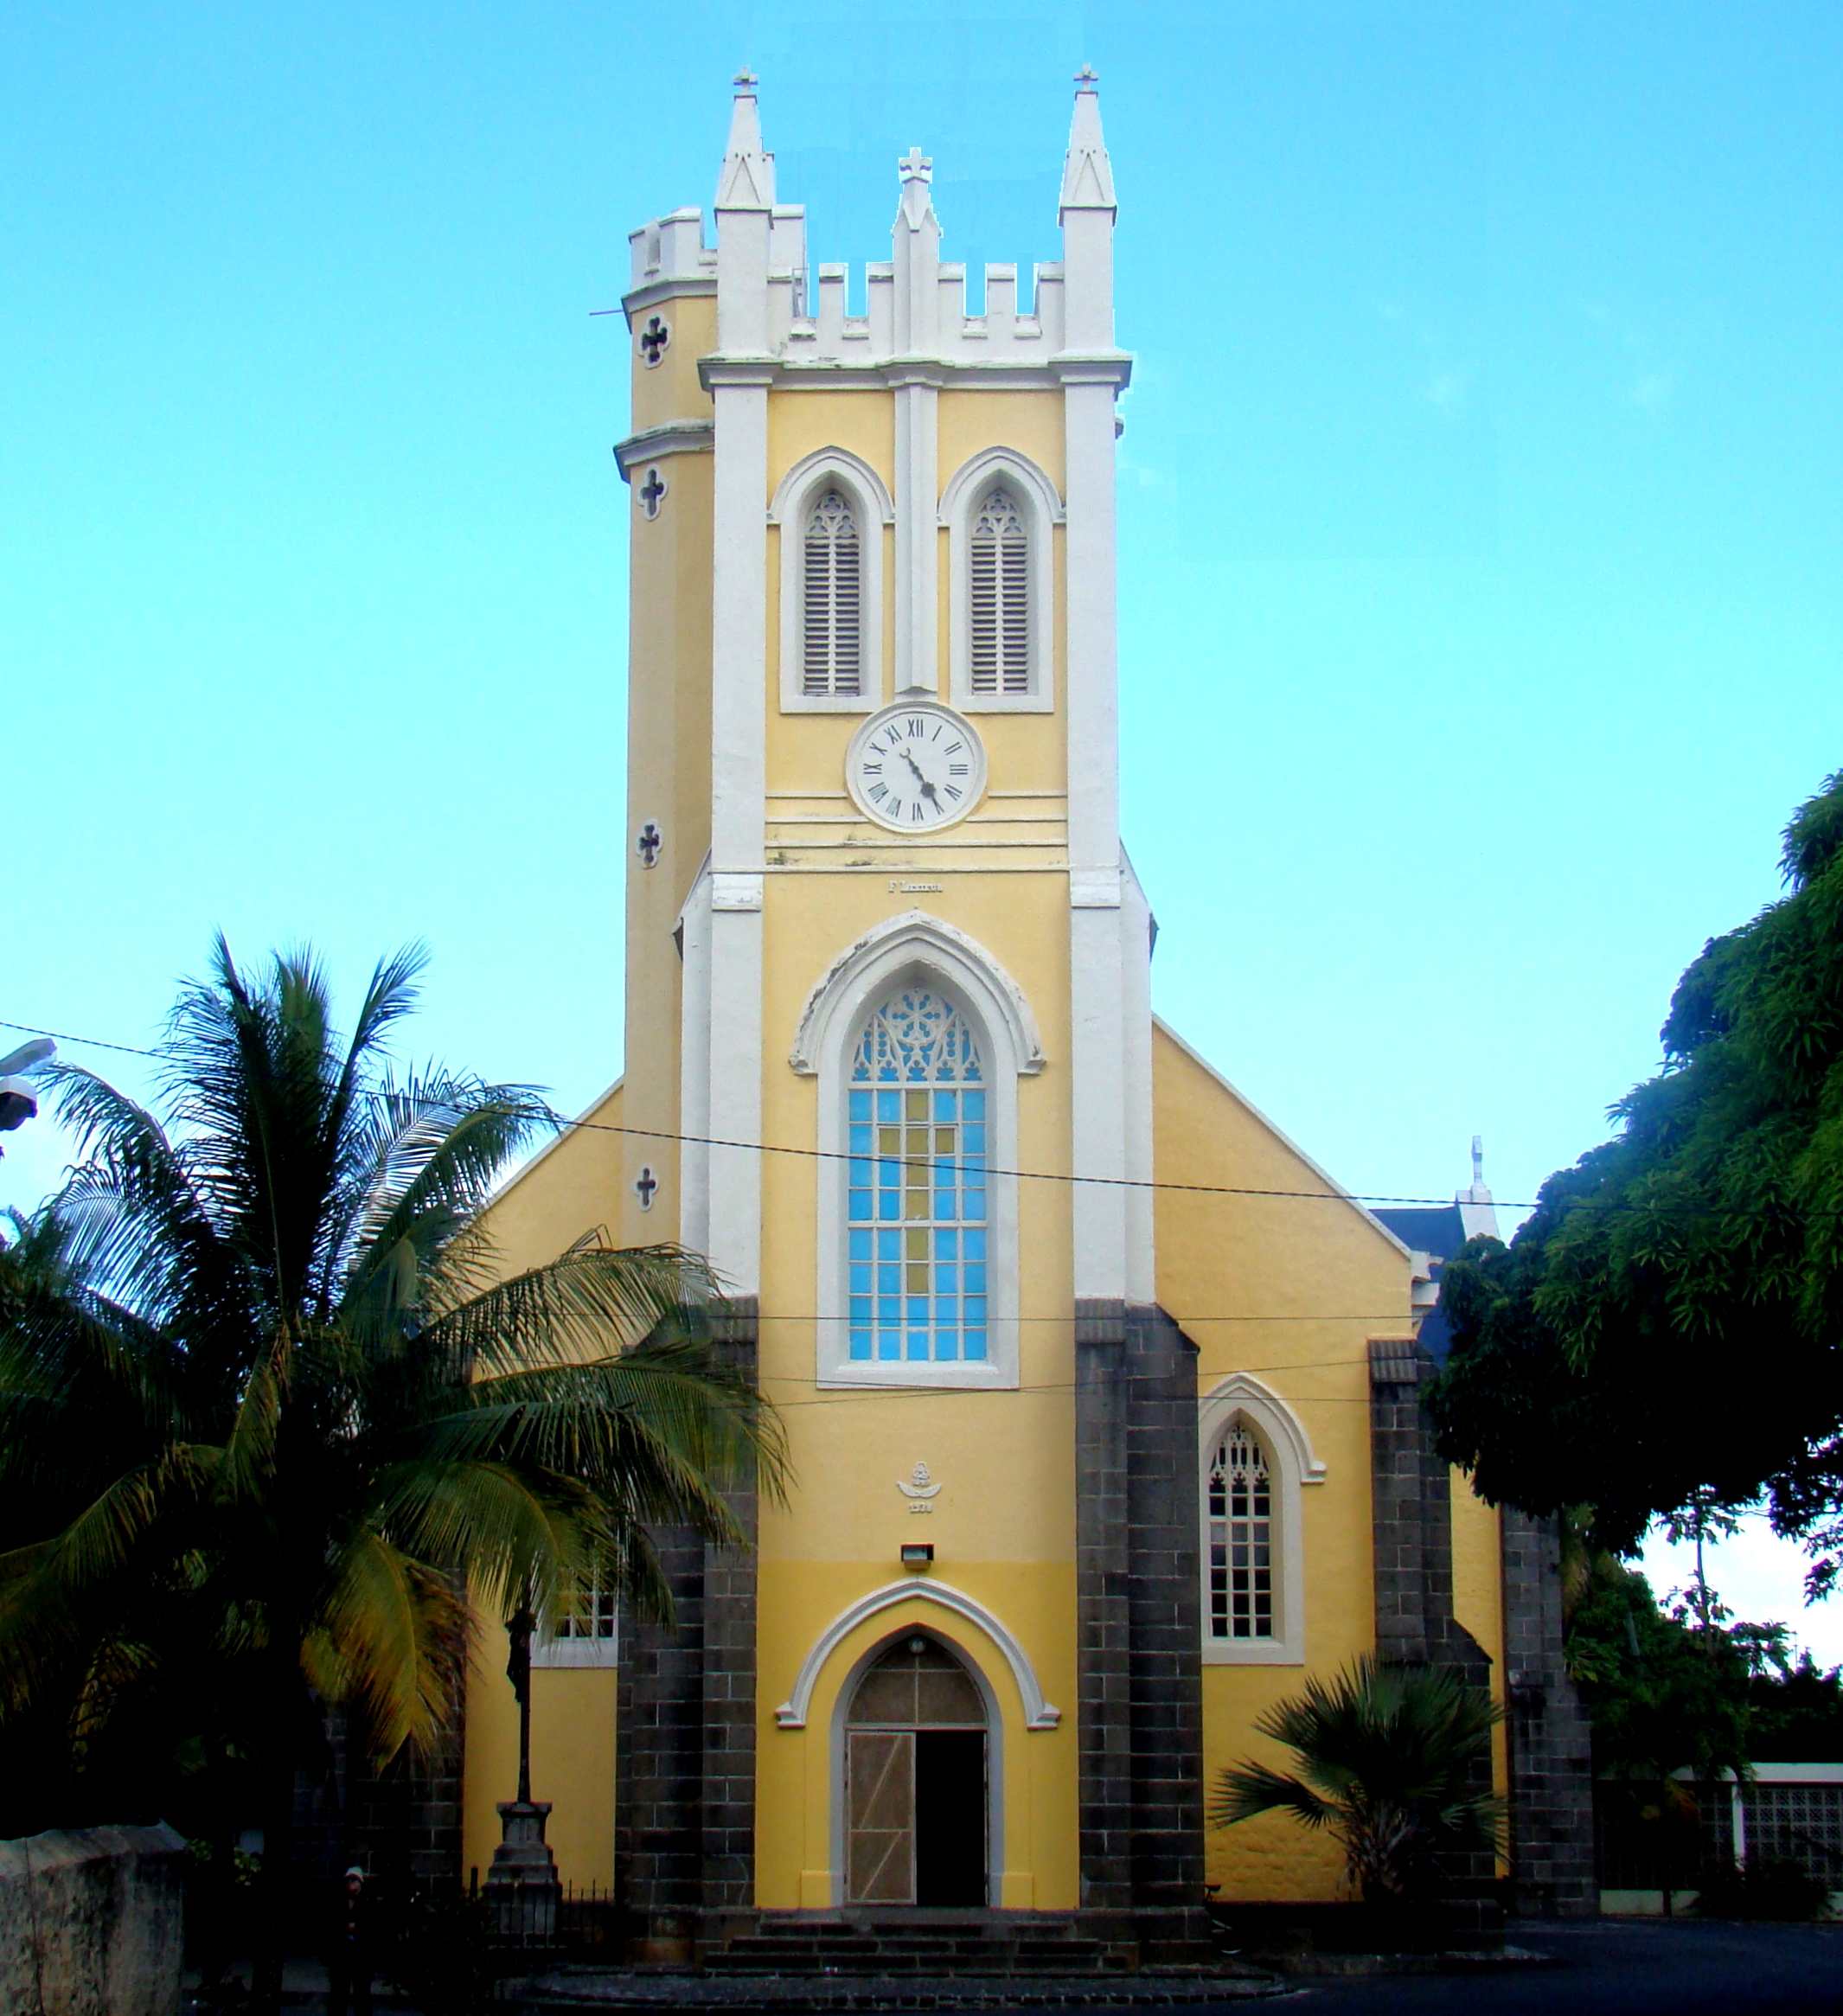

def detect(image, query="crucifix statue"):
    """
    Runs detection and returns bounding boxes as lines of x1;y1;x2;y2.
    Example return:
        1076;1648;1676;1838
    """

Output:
507;1596;535;1805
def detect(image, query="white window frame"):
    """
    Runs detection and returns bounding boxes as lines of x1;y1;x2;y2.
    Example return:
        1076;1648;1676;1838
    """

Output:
532;1576;619;1670
770;447;894;714
1198;1373;1325;1667
939;446;1062;714
790;912;1045;1391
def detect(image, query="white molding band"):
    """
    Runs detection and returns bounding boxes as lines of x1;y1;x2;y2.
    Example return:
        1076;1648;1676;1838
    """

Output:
776;1579;1062;1730
789;909;1045;1077
937;445;1065;528
614;421;716;481
767;446;896;524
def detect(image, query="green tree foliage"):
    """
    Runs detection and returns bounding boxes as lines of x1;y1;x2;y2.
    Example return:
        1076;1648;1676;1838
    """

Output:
0;939;786;2011
1211;1657;1505;1904
1427;769;1843;1573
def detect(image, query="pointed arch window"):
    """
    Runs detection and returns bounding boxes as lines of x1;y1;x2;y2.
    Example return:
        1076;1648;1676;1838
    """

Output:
1198;1375;1323;1665
1206;1423;1274;1643
803;488;862;698
968;490;1030;697
846;989;988;1367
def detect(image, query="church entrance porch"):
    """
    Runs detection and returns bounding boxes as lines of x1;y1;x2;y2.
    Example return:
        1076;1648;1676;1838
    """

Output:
843;1635;989;1907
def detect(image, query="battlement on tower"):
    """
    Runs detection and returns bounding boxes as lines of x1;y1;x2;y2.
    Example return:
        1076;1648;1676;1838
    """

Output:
623;71;1119;369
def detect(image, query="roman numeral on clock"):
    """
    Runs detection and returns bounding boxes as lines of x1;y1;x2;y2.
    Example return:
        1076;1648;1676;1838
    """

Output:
868;783;887;803
949;763;969;777
863;761;881;777
910;803;925;823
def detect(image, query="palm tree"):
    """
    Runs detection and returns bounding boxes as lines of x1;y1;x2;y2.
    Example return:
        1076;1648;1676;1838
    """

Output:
0;939;785;2011
1211;1657;1504;1906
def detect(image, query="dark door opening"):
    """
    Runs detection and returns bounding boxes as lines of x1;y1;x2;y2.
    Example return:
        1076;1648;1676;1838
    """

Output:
914;1729;987;1907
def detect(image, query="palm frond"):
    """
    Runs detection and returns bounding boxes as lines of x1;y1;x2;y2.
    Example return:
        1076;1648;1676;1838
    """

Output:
1211;1761;1335;1832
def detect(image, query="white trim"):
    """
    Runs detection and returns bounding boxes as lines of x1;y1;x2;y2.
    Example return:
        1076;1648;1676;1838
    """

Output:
794;914;1039;1390
893;384;938;694
769;451;891;714
829;1624;1003;1909
776;1578;1060;1730
1153;1017;1415;1264
940;448;1062;714
1199;1373;1324;1667
790;911;1045;1078
614;422;714;480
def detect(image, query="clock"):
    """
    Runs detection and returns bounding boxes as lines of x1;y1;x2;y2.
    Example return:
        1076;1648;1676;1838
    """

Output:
845;701;988;833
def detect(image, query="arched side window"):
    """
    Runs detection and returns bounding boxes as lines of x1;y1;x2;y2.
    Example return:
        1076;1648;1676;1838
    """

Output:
803;489;862;698
771;447;893;714
794;912;1042;1392
1198;1374;1325;1666
939;448;1061;714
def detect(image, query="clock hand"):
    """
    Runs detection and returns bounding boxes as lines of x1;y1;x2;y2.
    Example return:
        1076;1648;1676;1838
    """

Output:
899;748;927;783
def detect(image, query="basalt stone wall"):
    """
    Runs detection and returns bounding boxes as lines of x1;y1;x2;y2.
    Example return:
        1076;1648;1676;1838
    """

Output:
614;1298;759;1936
1075;1301;1208;1954
1501;1508;1597;1917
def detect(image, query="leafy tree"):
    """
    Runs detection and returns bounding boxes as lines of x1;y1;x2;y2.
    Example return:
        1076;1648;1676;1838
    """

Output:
1211;1657;1505;1905
0;940;786;2013
1428;769;1843;1578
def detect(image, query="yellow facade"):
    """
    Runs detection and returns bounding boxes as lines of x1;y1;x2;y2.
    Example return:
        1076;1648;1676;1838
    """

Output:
459;77;1520;1926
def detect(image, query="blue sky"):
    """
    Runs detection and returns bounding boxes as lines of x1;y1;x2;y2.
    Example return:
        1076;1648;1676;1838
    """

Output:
4;3;1840;1648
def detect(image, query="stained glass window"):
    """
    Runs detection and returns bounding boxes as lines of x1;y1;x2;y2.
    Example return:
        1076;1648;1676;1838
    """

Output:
1206;1424;1274;1641
847;990;988;1366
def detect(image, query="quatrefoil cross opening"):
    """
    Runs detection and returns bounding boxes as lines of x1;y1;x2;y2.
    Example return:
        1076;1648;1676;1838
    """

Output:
636;820;662;868
639;467;668;519
638;316;669;367
634;1165;658;1213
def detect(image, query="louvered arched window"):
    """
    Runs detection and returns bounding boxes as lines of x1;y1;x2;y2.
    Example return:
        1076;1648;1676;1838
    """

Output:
803;489;862;698
968;489;1030;696
1206;1422;1275;1642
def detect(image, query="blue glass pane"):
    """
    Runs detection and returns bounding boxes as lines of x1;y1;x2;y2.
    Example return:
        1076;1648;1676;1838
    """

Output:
937;1229;957;1259
934;1091;957;1120
935;1328;959;1360
966;1296;987;1324
963;1189;985;1220
937;1265;957;1292
963;1091;986;1119
849;1228;872;1261
850;1158;872;1187
879;1331;900;1360
934;1296;957;1324
848;1126;869;1156
877;1158;899;1187
877;1194;899;1221
848;1091;870;1121
964;1126;985;1154
877;1230;899;1259
963;1328;987;1361
849;1329;871;1360
934;1190;956;1219
878;1297;900;1325
877;1264;899;1295
906;1296;929;1324
877;1091;899;1121
906;1329;930;1360
964;1264;986;1294
963;1229;986;1261
848;1190;870;1221
848;1264;871;1294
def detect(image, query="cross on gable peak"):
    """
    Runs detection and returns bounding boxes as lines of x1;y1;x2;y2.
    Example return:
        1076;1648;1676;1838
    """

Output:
1073;63;1099;92
733;68;758;93
898;145;932;182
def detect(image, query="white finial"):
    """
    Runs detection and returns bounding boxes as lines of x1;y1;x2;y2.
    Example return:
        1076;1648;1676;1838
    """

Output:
1471;1134;1485;1189
1059;66;1117;216
717;68;774;208
895;144;937;232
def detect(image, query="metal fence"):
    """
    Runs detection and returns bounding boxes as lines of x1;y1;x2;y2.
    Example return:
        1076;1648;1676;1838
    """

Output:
1596;1770;1843;1893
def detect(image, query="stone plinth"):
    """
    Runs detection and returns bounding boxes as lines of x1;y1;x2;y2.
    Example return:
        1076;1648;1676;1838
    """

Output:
485;1801;560;1941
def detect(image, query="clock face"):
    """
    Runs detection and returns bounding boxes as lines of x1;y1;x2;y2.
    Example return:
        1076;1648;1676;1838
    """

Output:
845;701;988;833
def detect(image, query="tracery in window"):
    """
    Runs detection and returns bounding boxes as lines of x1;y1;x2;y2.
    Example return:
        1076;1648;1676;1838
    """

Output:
803;488;862;698
968;489;1030;696
846;990;987;1366
1206;1423;1274;1642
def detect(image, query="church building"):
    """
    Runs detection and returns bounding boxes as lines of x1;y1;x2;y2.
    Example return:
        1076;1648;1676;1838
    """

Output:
456;74;1596;1950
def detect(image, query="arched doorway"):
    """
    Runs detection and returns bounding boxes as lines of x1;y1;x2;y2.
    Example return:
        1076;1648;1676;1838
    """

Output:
843;1634;989;1906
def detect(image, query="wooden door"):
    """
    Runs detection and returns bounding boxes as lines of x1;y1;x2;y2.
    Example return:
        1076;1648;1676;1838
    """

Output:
845;1728;915;1904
